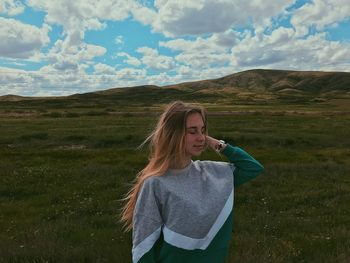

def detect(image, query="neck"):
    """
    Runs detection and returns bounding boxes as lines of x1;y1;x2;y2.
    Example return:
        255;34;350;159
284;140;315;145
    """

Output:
170;157;192;169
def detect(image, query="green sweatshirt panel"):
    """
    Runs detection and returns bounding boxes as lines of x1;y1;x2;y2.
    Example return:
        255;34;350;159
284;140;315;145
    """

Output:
138;211;234;263
222;144;264;187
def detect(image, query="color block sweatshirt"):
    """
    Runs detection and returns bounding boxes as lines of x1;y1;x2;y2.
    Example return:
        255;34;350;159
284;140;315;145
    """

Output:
132;144;264;263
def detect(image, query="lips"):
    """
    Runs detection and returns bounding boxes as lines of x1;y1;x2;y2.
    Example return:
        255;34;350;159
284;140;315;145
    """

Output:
194;145;204;150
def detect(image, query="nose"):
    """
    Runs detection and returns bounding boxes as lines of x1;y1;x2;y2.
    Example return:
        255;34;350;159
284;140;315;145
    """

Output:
197;132;205;142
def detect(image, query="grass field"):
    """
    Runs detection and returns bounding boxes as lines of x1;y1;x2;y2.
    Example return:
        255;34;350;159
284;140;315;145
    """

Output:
0;98;349;262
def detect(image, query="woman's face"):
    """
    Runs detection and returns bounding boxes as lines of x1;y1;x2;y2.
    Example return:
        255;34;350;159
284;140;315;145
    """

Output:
184;113;206;157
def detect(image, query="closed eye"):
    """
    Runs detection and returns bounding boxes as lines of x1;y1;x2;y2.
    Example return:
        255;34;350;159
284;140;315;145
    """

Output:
187;127;206;134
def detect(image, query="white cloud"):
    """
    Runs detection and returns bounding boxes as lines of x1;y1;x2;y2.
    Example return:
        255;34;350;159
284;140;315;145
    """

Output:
291;0;350;37
25;0;137;65
153;0;238;36
145;71;173;85
94;63;116;75
0;67;32;85
45;39;106;72
0;17;50;59
0;71;34;96
27;0;132;32
183;65;236;81
160;36;224;53
267;27;295;45
39;63;113;92
0;0;25;16
137;46;176;70
78;44;106;60
114;67;147;81
0;63;149;96
26;0;157;36
131;4;157;25
116;52;141;67
177;65;191;75
115;35;124;45
160;29;239;52
211;29;239;47
0;66;83;96
151;0;295;37
175;52;230;69
231;27;350;71
160;31;236;69
22;0;149;73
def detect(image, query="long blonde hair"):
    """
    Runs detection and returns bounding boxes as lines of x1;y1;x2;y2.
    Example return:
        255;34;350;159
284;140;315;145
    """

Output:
119;101;207;232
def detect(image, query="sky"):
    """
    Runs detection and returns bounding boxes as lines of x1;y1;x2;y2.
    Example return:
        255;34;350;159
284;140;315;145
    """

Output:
0;0;350;97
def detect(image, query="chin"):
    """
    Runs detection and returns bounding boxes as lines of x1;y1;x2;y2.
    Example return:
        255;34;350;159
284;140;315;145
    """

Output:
191;150;203;156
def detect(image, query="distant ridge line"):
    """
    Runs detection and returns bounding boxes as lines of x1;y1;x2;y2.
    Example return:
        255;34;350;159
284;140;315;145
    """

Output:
1;69;350;100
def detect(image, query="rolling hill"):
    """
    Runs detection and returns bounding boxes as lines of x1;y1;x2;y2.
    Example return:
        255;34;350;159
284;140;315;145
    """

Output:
72;69;350;100
1;69;350;107
163;69;350;95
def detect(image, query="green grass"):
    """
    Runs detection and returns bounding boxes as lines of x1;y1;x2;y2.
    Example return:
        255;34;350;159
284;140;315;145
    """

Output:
0;100;349;262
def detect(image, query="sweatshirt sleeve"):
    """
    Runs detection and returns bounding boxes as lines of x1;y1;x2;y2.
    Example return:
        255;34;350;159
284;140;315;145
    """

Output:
132;178;163;263
221;144;264;187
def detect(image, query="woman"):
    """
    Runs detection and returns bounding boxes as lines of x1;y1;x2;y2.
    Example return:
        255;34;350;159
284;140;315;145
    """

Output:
120;101;264;263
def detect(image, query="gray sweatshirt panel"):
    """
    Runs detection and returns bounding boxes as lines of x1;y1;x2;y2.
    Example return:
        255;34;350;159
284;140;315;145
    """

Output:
133;160;234;247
